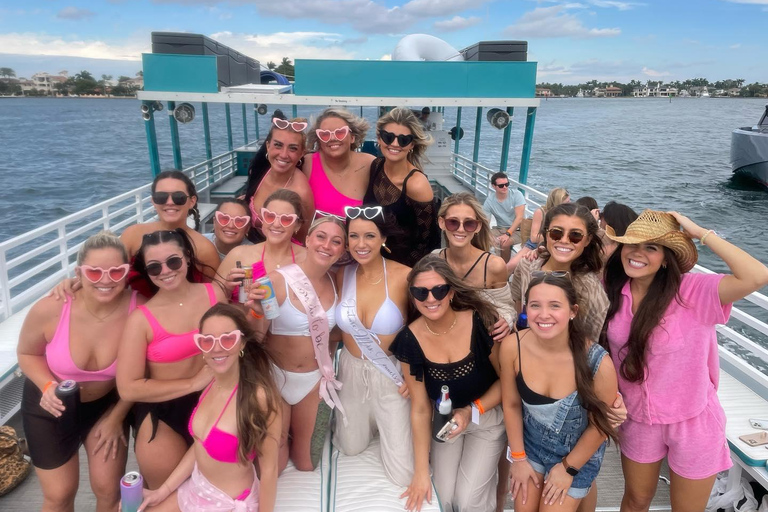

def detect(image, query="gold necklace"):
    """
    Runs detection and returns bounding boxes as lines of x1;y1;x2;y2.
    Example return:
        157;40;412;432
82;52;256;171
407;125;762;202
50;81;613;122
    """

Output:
82;299;123;322
424;312;458;336
358;261;384;285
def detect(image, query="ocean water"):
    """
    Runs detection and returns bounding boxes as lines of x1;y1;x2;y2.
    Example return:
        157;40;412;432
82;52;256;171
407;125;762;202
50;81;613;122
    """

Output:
1;96;767;362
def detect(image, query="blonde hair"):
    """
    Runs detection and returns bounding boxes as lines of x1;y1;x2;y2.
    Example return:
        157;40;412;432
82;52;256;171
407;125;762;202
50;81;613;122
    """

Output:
437;192;492;251
376;107;433;170
544;187;569;213
76;230;128;265
308;215;347;236
307;108;369;151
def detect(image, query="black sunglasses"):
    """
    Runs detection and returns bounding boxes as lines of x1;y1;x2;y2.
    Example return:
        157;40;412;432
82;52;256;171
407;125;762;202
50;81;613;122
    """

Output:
152;191;190;206
379;129;414;147
145;255;184;277
409;284;451;302
494;182;510;188
546;227;585;244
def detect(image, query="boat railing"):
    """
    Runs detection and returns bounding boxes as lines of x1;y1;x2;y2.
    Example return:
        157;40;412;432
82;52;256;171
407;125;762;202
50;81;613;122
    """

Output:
448;153;768;396
0;149;239;322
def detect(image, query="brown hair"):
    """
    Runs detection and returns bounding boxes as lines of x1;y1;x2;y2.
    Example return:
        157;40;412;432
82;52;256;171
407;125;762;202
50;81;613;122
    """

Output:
600;245;683;382
541;203;603;276
152;170;201;230
525;275;617;442
376;107;433;170
199;303;281;464
438;192;493;252
264;188;305;224
266;117;309;149
408;255;497;331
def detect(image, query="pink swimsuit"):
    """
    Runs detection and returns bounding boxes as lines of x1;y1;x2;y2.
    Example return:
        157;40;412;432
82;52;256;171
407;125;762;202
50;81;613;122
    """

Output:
189;382;254;464
46;291;139;382
139;283;218;363
307;152;362;218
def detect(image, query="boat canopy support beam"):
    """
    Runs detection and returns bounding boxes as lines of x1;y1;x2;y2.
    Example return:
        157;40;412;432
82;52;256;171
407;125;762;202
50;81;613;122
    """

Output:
518;107;537;186
225;104;233;152
454;107;462;155
241;104;249;145
254;107;260;141
472;107;483;188
168;101;182;169
143;101;161;178
499;107;514;173
202;103;213;161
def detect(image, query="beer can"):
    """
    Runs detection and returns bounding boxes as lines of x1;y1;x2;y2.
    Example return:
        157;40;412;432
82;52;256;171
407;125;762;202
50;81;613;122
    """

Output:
120;471;143;512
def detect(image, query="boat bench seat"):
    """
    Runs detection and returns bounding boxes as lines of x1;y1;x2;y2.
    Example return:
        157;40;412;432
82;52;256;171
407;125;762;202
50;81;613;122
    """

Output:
0;305;32;425
210;176;248;199
718;370;768;488
189;202;217;234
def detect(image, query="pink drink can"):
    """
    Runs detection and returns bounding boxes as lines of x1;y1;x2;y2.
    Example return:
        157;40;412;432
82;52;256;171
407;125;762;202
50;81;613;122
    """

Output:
120;471;143;512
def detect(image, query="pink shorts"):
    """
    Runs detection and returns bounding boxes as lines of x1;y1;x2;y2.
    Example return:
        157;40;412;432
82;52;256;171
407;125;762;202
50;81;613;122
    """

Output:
620;395;732;480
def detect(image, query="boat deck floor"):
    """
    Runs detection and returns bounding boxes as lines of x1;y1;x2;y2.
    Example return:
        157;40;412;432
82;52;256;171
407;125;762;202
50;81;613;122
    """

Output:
2;413;672;511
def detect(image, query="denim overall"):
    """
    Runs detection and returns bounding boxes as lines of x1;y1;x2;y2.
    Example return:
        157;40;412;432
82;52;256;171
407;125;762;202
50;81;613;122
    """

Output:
522;343;608;499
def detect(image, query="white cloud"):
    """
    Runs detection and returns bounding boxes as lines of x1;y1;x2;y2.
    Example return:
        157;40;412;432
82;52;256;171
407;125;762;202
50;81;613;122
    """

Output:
722;0;768;4
380;54;392;60
0;32;146;60
642;66;670;77
505;6;620;39
433;15;482;31
587;0;644;10
729;43;742;49
209;31;357;63
57;6;96;20
402;0;491;15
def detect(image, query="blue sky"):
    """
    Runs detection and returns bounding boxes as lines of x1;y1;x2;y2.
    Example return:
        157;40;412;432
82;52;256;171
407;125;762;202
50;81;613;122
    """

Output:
0;0;765;84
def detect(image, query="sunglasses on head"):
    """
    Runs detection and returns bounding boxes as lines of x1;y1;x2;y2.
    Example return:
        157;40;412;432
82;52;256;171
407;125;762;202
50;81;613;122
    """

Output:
546;227;585;244
272;118;308;132
315;126;350;143
410;284;452;302
261;208;298;227
215;211;250;230
531;270;570;279
443;217;479;233
152;191;189;206
344;206;383;221
145;255;184;277
193;330;243;353
79;264;130;283
379;129;414;147
494;182;510;188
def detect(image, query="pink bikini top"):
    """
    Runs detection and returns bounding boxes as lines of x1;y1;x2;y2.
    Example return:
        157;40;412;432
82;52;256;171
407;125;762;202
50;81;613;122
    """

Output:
46;291;139;382
308;152;362;218
189;382;254;463
139;283;218;363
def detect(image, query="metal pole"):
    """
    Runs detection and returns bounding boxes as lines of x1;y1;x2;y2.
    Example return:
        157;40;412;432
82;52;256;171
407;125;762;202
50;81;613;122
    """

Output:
453;107;462;155
499;107;515;173
168;101;182;169
292;104;298;118
241;104;248;145
254;107;260;142
471;107;483;189
143;102;161;177
225;104;233;151
202;103;213;160
518;107;537;186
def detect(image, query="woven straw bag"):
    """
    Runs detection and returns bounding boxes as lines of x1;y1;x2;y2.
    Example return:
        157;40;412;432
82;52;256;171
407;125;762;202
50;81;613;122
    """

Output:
0;425;31;496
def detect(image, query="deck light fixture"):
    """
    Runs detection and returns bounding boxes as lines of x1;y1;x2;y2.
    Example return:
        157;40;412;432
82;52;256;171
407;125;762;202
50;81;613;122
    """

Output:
173;103;196;124
487;108;510;130
256;104;268;115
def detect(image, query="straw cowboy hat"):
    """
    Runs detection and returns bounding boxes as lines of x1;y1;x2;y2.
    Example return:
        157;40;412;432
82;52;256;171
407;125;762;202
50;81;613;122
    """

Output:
605;210;698;273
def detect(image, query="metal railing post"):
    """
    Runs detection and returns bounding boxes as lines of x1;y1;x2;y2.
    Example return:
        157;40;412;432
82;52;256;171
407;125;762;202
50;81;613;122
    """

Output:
254;106;260;141
472;107;483;190
499;107;515;173
519;107;537;186
168;101;182;169
241;104;248;145
57;225;69;275
0;251;11;319
143;102;161;177
225;104;233;152
454;107;462;156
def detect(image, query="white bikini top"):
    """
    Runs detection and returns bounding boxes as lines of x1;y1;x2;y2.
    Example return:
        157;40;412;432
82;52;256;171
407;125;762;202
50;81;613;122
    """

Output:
336;260;405;336
269;274;338;336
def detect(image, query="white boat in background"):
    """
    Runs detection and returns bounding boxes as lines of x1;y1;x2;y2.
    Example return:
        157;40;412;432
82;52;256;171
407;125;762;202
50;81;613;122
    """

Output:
576;89;584;98
731;104;768;188
701;89;711;98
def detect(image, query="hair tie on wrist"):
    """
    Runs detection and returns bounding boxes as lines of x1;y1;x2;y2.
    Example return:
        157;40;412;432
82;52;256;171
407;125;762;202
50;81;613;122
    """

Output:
43;380;56;393
250;309;264;319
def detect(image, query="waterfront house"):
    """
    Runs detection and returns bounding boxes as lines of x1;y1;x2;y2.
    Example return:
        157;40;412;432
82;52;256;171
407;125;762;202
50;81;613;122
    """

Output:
535;88;552;97
605;86;622;97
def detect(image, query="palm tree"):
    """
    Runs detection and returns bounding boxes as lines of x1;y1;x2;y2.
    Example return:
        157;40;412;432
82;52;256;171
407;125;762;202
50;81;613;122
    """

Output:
267;61;277;70
100;74;113;96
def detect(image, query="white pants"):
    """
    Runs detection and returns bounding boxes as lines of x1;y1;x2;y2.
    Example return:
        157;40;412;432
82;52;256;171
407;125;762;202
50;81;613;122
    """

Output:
431;405;507;512
334;346;414;487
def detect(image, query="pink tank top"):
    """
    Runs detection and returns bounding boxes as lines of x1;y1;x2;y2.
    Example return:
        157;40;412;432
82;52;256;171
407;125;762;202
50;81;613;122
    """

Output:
189;382;254;463
45;291;139;382
308;152;362;218
140;283;218;363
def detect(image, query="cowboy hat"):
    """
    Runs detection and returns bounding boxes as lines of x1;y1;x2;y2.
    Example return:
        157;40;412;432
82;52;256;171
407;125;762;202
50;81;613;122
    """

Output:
605;210;697;273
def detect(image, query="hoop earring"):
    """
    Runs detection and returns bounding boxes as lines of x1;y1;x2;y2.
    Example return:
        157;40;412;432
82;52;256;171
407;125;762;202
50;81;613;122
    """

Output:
239;348;245;358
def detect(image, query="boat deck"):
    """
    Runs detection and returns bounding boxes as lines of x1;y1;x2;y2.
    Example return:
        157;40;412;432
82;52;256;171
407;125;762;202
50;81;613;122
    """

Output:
1;412;672;511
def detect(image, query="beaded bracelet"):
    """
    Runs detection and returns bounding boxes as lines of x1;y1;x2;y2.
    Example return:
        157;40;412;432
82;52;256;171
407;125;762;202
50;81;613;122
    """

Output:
700;229;716;245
